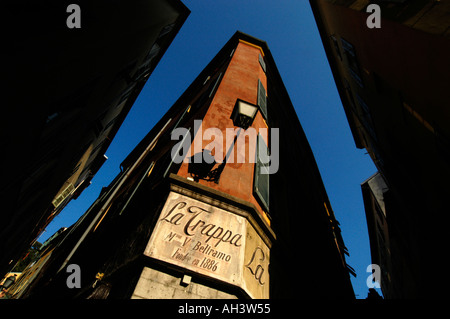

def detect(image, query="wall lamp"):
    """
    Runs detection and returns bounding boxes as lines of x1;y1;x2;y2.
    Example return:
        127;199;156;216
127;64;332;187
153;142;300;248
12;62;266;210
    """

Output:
189;99;259;183
231;99;259;130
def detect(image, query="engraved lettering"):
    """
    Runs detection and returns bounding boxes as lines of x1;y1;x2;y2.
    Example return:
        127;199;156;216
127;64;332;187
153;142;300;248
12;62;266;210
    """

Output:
160;201;244;249
160;201;186;225
245;247;267;285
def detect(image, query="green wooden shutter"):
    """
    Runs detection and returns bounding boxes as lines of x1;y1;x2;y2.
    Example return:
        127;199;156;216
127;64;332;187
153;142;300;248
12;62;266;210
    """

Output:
254;134;269;213
257;79;268;120
259;54;266;73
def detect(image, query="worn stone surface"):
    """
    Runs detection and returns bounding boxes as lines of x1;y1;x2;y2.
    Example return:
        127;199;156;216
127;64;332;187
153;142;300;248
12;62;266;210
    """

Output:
131;267;237;299
144;192;246;288
143;191;270;298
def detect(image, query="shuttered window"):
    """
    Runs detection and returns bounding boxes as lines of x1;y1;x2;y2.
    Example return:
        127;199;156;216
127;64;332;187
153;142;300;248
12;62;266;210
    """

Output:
259;54;266;73
257;79;268;120
209;72;223;98
254;133;269;213
341;38;363;87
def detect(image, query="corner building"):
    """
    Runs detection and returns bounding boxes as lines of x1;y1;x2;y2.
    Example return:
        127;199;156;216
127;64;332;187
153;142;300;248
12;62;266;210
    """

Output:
310;0;450;298
20;32;354;299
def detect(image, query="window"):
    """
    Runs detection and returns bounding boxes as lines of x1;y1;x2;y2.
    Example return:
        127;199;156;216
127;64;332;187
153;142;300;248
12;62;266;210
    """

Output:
356;93;377;141
103;114;120;132
343;79;357;113
188;72;224;116
118;161;156;216
164;127;191;178
341;38;363;87
143;43;161;67
134;43;161;81
257;79;268;120
117;83;136;106
158;23;175;39
91;140;105;156
208;72;223;98
52;183;75;208
330;35;342;60
254;133;269;213
259;54;266;73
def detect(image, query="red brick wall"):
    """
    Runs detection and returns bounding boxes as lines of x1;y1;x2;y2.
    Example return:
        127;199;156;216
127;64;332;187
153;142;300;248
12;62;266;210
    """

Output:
176;41;270;223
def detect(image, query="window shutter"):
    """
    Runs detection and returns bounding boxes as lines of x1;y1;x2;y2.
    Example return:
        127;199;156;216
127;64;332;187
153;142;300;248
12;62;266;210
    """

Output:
259;54;266;72
340;38;363;87
254;134;269;213
257;79;268;120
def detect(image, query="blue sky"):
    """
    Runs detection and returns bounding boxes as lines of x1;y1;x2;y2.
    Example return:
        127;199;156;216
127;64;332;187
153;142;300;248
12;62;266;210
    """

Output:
38;0;379;298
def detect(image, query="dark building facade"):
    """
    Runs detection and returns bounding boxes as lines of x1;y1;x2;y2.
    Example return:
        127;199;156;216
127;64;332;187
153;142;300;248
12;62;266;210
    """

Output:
310;0;450;298
12;32;354;299
1;1;189;279
361;173;394;299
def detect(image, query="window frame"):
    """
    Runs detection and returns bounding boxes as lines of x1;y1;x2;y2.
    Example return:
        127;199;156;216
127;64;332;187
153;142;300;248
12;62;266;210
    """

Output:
253;133;270;213
341;38;364;87
257;79;268;121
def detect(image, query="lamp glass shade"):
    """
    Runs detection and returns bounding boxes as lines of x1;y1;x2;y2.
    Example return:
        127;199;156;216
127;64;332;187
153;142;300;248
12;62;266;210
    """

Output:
232;100;258;129
238;100;258;119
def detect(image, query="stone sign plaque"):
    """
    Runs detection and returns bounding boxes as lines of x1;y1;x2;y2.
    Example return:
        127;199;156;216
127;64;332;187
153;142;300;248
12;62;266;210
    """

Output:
243;222;270;299
144;191;270;298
